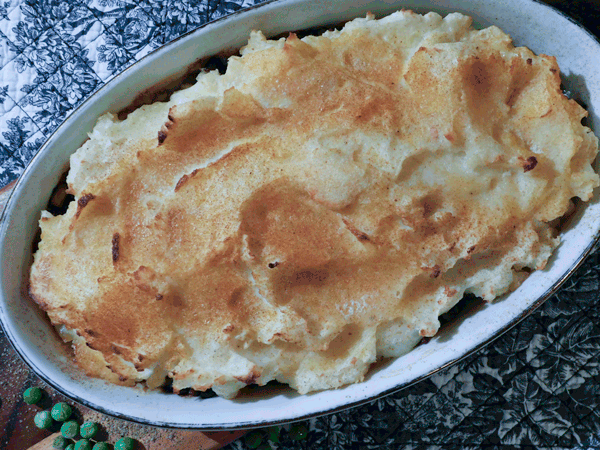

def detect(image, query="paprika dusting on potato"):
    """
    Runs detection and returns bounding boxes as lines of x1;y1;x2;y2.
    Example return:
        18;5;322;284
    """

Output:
30;10;598;398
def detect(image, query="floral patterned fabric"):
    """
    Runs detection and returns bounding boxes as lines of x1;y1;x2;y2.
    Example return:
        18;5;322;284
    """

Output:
1;0;599;448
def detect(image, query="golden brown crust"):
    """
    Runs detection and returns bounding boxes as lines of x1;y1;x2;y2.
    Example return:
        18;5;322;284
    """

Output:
29;11;599;397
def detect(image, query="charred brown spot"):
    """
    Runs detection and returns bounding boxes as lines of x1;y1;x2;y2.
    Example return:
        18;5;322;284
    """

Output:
78;193;95;208
155;294;164;300
550;68;557;74
138;354;145;361
111;345;122;355
84;328;97;337
175;175;189;191
85;342;98;350
234;368;261;385
175;169;198;192
342;218;370;242
270;332;293;343
223;324;235;333
112;233;120;263
168;113;175;122
430;265;441;278
526;58;533;65
158;130;167;144
523;156;538;172
75;193;95;218
468;245;476;254
118;376;128;382
268;261;279;269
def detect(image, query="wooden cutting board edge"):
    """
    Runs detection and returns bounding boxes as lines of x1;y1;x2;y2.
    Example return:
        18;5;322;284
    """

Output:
27;430;246;450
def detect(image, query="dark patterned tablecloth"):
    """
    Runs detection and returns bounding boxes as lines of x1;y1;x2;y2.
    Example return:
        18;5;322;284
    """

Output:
1;1;599;449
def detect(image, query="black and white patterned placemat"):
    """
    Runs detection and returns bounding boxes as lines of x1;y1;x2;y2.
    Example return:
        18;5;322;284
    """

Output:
1;1;599;448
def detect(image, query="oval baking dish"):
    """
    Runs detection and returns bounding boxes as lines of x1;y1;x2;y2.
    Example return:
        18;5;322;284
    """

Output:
1;0;600;429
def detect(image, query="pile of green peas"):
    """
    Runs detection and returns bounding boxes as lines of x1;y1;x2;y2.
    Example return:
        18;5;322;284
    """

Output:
26;386;311;449
24;387;137;450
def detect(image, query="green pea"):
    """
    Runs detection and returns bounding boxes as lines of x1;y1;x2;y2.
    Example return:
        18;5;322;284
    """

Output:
74;440;92;450
266;426;280;444
244;431;262;449
289;423;308;441
114;437;135;450
80;421;99;439
92;443;111;450
61;420;79;439
23;387;43;405
53;435;68;449
51;402;72;421
33;410;53;429
66;445;75;450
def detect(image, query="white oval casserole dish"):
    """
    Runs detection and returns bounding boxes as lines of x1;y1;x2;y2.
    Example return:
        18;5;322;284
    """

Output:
1;0;600;429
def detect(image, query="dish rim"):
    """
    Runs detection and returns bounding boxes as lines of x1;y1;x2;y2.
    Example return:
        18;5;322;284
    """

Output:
1;0;600;430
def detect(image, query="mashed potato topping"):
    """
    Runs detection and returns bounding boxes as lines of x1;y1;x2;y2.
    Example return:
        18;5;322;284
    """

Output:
30;11;599;398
